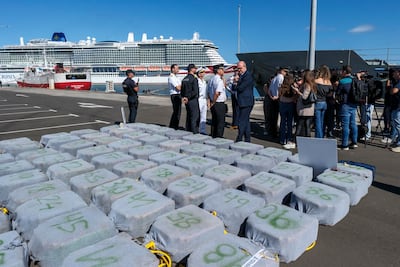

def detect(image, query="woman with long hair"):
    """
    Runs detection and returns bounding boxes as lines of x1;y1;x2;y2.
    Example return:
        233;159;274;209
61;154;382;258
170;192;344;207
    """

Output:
293;70;316;137
314;65;333;138
278;74;297;149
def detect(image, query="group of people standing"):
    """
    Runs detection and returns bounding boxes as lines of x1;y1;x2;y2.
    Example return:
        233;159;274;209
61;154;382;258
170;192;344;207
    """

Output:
167;61;254;142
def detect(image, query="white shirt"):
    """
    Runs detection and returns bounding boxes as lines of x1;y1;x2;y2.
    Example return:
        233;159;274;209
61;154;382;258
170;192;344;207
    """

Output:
208;74;226;103
269;73;284;97
198;78;207;99
168;73;181;95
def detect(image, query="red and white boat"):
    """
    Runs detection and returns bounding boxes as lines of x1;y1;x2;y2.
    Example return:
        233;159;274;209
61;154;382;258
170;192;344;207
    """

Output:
17;63;91;90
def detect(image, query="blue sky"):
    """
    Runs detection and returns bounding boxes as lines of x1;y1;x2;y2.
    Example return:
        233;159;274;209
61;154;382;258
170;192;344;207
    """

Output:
1;0;399;64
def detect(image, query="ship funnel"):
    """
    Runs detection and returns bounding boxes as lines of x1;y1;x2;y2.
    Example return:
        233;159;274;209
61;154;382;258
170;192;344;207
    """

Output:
86;36;91;45
19;37;24;46
127;32;134;42
192;32;200;41
141;33;147;42
91;37;96;44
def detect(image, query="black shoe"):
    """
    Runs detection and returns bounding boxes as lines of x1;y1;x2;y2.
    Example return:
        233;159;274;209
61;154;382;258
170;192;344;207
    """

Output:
349;143;358;149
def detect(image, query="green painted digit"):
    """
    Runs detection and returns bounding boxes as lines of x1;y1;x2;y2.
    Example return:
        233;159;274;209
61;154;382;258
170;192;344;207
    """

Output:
156;168;173;178
76;245;118;266
166;211;201;229
224;191;250;208
0;252;4;264
203;244;237;264
27;184;56;194
52;211;89;233
128;191;157;208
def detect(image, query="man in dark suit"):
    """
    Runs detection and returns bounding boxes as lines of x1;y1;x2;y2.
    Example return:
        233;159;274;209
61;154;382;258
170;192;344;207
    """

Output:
181;64;200;133
235;61;254;142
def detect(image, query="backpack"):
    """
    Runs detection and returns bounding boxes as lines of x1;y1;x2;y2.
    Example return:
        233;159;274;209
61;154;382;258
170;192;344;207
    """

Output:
349;78;368;103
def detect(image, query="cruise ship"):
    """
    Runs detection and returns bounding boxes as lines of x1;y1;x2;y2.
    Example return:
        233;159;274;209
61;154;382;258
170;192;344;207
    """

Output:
0;32;228;85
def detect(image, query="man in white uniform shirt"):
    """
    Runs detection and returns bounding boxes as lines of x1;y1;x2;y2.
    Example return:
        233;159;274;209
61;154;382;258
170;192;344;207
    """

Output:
168;64;182;129
197;68;208;135
208;64;227;138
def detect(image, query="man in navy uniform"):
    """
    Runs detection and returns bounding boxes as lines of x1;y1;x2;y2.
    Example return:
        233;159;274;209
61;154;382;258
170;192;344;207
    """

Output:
235;61;254;142
122;69;139;123
181;64;200;133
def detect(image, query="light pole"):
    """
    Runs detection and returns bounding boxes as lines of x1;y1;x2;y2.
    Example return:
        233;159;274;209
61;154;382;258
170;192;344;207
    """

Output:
308;0;317;70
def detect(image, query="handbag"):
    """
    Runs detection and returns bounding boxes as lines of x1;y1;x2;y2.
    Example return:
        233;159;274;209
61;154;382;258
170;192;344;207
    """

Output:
302;91;317;105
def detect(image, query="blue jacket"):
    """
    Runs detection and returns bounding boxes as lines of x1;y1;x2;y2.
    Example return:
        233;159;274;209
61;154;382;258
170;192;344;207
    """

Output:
236;70;254;107
337;76;355;105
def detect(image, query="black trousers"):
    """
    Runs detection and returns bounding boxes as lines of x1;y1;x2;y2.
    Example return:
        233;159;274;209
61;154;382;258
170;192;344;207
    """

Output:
236;105;253;142
127;96;138;123
266;98;280;137
296;116;313;137
231;94;239;127
185;98;200;134
211;102;226;138
169;94;182;129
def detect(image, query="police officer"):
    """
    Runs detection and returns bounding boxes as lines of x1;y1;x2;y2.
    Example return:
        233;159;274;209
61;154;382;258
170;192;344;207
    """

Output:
208;64;227;138
181;64;200;133
122;69;139;123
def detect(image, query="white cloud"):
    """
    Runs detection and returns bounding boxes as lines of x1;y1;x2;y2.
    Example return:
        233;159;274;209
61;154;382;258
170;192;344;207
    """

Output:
348;24;374;33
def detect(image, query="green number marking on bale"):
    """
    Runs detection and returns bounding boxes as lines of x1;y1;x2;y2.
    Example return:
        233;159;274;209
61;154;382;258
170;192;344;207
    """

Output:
187;157;208;164
0;252;4;265
224;191;250;208
305;186;338;201
84;173;109;184
174;178;208;193
127;191;157;208
203;243;248;266
76;244;118;265
51;211;89;233
275;163;302;172
156;168;174;178
326;172;355;183
255;174;283;188
59;160;84;171
211;166;236;176
36;195;63;210
255;204;299;230
28;183;56;194
166;211;201;229
102;180;134;195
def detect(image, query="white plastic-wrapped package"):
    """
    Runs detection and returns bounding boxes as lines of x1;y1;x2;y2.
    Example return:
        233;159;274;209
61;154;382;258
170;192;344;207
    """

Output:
158;139;191;152
140;164;191;193
29;206;117;267
59;139;96;156
180;143;215;156
7;180;70;213
146;204;225;262
16;148;58;161
0;169;48;203
270;162;313;187
149;151;187;165
187;233;279;267
204;148;242;165
81;132;110;141
100;124;120;134
257;147;292;165
182;133;212;144
230;141;264;155
288;153;301;164
93;136;121;146
4;141;43;156
61;233;159;267
122;130;150;141
107;139;142;153
203;189;265;234
165;129;192;140
69;128;99;137
40;132;69;146
336;162;373;186
203;164;252;189
108;127;135;138
0;137;32;150
0;230;28;267
125;122;148;130
91;178;146;214
128;145;164;160
0;160;35;176
0;153;14;164
243;172;296;204
76;145;114;162
112;159;157;179
14;190;87;241
70;169;119;204
0;212;10;234
245;203;319;263
235;154;276;175
145;125;174;136
109;186;175;238
46;159;95;184
167;176;222;208
138;134;169;146
316;169;369;206
176;156;219;176
32;152;75;172
45;134;81;150
290;182;350;226
204;137;234;149
91;151;133;170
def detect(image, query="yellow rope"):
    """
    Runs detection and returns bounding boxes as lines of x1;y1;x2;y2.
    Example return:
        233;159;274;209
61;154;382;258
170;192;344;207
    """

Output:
145;241;172;267
0;207;8;215
306;241;316;251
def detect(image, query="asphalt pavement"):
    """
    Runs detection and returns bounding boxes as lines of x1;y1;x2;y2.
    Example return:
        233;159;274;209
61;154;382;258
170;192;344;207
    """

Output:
0;87;399;267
